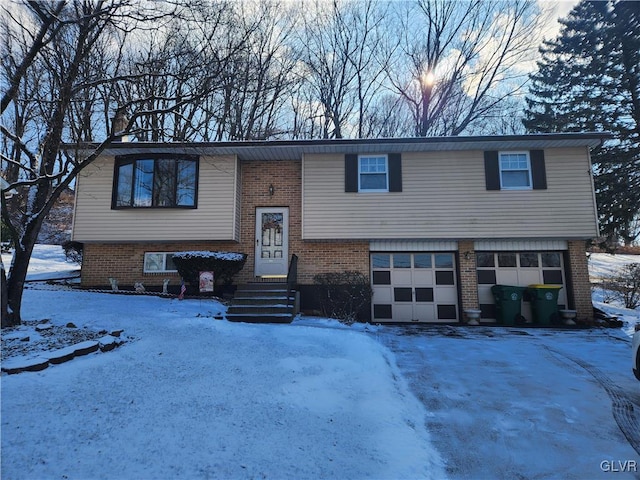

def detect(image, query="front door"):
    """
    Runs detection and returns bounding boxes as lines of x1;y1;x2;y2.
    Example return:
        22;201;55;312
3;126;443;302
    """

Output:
255;207;289;277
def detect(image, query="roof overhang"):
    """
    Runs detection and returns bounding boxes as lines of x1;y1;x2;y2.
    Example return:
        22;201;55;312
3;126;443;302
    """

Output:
65;132;612;161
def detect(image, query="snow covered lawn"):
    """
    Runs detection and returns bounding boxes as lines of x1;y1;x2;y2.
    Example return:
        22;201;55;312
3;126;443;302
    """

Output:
1;288;444;479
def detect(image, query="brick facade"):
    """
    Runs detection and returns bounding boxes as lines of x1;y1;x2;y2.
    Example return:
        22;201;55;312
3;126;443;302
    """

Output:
566;240;593;321
81;241;240;288
457;240;479;312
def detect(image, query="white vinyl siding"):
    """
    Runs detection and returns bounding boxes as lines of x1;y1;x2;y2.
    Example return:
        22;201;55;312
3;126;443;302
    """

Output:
302;148;598;240
370;240;458;251
474;240;568;251
73;155;239;242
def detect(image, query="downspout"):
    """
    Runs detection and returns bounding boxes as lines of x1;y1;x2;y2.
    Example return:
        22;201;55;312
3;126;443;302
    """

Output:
587;145;600;238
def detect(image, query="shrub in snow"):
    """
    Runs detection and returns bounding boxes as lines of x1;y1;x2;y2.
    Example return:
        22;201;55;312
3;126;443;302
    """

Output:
172;251;247;291
313;271;373;324
606;263;640;309
1;219;14;251
62;241;83;264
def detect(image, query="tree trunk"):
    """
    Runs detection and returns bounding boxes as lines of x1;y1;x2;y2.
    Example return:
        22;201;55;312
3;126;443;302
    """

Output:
3;214;41;327
3;240;36;326
1;259;8;328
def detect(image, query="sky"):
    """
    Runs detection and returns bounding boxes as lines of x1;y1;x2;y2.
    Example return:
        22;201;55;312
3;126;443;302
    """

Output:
540;0;580;40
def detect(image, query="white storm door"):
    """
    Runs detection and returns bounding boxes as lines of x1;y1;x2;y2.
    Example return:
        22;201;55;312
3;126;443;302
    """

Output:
255;207;289;277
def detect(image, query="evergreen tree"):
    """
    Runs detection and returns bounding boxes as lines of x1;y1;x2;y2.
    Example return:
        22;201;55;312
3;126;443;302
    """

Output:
524;0;640;245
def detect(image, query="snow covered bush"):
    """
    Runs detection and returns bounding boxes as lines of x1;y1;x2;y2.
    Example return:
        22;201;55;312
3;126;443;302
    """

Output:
313;271;373;324
172;251;247;291
607;263;640;309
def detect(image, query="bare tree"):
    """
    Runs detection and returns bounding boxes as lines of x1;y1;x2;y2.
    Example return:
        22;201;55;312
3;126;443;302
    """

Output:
0;0;193;326
0;1;66;115
294;0;392;139
212;1;298;140
389;0;542;137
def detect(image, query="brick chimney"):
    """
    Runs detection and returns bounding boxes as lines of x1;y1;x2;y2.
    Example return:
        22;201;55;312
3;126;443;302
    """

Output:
111;109;129;142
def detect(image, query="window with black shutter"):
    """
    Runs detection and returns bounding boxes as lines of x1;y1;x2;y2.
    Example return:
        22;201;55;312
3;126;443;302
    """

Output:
345;153;402;193
484;150;547;191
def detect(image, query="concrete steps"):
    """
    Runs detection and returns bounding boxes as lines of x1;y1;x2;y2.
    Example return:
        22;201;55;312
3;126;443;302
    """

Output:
226;283;296;324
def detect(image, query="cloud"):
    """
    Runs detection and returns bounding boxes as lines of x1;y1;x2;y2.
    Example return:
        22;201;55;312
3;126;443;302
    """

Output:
537;0;580;41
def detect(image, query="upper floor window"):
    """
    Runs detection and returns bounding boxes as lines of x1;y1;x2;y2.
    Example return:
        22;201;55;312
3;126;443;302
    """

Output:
359;155;389;192
113;155;198;208
499;152;532;190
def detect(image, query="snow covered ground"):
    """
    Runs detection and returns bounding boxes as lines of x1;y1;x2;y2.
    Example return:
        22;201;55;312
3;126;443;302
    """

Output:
1;246;444;479
2;246;640;479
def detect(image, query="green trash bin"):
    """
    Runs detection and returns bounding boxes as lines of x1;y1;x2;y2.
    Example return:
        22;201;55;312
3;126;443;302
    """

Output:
527;284;562;325
491;285;525;325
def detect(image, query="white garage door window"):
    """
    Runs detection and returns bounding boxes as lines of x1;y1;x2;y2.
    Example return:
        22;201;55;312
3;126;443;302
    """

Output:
476;251;567;322
371;252;458;323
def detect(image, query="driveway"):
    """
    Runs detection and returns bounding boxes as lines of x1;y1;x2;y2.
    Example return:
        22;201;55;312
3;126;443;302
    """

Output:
374;325;640;479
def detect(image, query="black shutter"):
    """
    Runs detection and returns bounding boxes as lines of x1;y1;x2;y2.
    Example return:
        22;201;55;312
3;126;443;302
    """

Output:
530;150;547;190
345;154;358;192
484;151;500;190
388;153;402;192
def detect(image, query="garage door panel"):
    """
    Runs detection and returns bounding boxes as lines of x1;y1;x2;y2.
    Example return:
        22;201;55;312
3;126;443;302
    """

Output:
392;270;412;284
436;287;458;303
519;270;541;285
415;287;434;302
478;286;494;304
496;270;519;285
543;270;563;284
437;305;458;320
373;271;391;285
413;270;433;285
394;304;413;321
415;304;435;321
435;271;455;285
373;287;392;303
394;287;413;302
373;304;392;320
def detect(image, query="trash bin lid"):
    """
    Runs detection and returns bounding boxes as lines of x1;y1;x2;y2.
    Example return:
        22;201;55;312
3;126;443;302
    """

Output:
528;284;562;289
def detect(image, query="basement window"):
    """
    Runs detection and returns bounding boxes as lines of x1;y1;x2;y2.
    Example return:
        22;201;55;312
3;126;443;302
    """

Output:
144;252;178;273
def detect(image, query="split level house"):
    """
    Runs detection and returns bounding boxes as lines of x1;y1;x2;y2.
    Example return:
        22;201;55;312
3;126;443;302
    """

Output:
70;133;609;323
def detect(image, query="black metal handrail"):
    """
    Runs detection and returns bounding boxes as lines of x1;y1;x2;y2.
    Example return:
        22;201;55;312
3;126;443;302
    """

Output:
286;254;298;307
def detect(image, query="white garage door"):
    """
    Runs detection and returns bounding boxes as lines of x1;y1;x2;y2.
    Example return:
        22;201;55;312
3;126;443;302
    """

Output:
371;252;459;323
476;251;567;322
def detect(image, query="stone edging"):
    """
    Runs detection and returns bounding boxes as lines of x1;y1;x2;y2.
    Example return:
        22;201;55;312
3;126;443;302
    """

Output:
1;331;125;375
